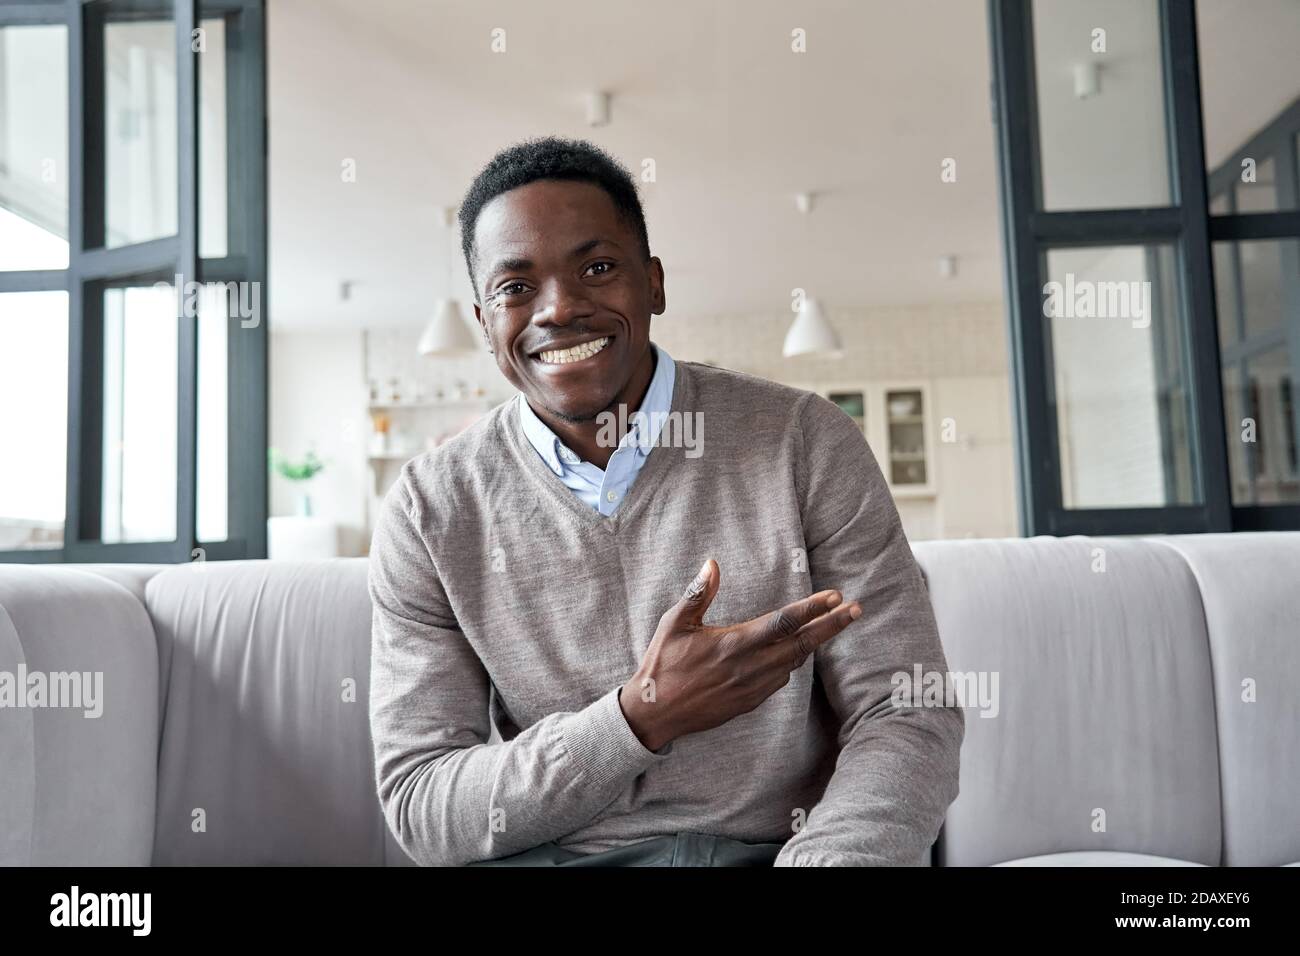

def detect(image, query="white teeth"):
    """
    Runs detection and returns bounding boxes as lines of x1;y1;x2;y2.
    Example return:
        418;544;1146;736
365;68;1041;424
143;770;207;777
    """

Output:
538;336;611;365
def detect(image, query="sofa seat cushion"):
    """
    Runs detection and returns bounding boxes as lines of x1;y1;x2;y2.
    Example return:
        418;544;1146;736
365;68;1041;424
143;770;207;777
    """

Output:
995;851;1206;866
913;536;1222;867
1155;532;1300;867
145;559;411;865
0;566;158;865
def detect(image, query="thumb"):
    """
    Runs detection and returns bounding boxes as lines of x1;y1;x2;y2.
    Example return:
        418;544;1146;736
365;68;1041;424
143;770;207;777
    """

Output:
675;558;719;626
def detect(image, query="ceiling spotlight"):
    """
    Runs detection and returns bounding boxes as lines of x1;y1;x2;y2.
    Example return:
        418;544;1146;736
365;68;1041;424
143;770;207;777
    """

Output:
586;91;611;126
1074;62;1100;99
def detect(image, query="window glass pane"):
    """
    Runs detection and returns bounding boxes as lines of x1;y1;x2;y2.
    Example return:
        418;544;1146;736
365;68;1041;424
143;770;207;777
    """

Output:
101;285;177;543
0;25;69;270
1239;239;1292;340
197;283;228;542
1032;0;1171;211
104;16;178;248
1213;238;1300;506
1223;347;1299;506
1045;244;1198;508
0;292;68;550
199;16;227;259
1198;0;1300;212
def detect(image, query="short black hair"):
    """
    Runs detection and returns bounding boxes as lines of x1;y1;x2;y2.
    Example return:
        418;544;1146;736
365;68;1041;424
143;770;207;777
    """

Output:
457;136;651;303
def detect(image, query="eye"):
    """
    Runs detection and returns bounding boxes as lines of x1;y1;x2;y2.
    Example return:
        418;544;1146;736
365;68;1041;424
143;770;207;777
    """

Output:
584;260;616;278
497;281;530;297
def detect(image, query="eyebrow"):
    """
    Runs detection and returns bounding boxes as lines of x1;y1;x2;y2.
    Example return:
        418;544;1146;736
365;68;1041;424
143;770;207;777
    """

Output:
484;238;619;284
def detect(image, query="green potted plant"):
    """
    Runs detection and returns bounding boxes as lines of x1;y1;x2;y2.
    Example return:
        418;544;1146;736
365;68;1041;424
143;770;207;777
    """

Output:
268;448;326;517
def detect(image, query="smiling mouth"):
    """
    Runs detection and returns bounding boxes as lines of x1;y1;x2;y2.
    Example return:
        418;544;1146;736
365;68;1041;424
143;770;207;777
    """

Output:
534;336;612;366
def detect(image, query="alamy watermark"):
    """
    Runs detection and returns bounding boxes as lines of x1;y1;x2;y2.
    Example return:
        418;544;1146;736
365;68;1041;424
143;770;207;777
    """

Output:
891;664;999;718
155;274;261;328
1042;272;1151;328
595;406;704;458
0;665;103;718
50;886;150;936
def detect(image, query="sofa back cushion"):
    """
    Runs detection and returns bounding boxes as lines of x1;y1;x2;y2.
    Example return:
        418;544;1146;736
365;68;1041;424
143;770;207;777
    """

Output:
145;559;411;865
912;536;1222;866
0;567;158;865
1156;532;1300;866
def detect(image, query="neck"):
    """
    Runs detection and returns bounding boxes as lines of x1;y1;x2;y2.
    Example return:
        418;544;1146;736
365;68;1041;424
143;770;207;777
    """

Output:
531;346;657;470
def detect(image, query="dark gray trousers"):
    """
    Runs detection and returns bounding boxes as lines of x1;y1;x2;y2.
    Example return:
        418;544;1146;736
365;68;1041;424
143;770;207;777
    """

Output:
469;832;785;867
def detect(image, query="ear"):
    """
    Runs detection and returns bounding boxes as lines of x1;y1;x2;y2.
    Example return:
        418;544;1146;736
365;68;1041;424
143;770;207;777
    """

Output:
648;256;666;316
473;303;494;355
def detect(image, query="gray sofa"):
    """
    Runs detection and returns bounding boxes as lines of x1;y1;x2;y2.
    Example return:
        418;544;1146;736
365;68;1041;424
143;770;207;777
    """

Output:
2;532;1296;866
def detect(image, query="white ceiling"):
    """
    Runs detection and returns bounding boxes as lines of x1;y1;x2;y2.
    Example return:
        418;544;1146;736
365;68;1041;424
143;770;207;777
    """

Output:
1197;0;1300;169
266;0;1005;329
265;0;1300;331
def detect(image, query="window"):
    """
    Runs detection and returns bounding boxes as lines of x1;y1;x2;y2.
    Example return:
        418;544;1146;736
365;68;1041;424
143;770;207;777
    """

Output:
103;16;179;248
987;0;1300;535
0;0;267;564
1045;244;1196;509
0;24;69;271
1031;0;1171;211
0;292;69;550
1213;239;1300;506
100;285;179;543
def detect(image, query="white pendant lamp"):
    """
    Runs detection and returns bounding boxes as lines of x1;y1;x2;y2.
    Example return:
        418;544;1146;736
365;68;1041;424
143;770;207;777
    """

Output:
418;299;478;356
783;191;842;359
418;206;480;357
783;297;842;358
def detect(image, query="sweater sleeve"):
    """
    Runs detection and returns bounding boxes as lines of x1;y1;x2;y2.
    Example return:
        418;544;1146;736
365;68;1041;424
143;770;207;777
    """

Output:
774;394;965;867
367;472;669;866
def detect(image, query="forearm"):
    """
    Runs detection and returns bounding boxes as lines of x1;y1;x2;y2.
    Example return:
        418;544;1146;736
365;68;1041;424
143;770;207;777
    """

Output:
773;702;964;866
373;684;664;866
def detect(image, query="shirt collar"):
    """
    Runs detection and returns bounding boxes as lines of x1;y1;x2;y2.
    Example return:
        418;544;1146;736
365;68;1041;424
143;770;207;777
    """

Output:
517;343;676;475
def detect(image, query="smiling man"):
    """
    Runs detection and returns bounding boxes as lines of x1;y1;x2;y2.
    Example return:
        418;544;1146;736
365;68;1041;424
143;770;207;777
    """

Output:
368;137;964;867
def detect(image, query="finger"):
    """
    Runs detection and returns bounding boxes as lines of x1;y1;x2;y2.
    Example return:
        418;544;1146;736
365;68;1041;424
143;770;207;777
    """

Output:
672;558;719;627
753;589;843;642
774;601;862;669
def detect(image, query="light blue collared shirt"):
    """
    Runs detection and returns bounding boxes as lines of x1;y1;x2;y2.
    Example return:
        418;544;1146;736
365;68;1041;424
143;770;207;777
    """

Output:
518;344;676;517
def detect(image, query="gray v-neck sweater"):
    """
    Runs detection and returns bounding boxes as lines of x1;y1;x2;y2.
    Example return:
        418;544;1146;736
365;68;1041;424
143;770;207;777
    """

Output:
368;359;964;866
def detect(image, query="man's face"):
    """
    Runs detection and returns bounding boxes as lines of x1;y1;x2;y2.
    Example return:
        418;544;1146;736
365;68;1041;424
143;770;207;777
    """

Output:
472;179;665;423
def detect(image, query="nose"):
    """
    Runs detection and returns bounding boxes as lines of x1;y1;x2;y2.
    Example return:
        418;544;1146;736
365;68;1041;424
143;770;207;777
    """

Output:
529;272;596;329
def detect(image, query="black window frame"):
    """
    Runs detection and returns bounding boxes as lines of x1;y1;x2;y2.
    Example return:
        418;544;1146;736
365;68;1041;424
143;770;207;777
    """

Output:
988;0;1300;536
0;0;267;563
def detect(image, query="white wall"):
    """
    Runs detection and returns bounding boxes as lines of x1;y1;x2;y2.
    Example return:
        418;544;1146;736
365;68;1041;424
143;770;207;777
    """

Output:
269;329;369;554
649;300;1018;540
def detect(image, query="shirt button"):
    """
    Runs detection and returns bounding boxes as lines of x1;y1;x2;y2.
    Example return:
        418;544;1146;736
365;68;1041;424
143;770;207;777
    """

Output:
560;448;578;463
606;490;618;503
